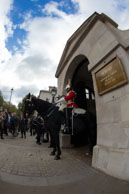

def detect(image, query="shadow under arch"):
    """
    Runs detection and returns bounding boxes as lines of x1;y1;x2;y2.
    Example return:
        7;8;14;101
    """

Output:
63;55;87;90
64;54;95;112
64;54;97;147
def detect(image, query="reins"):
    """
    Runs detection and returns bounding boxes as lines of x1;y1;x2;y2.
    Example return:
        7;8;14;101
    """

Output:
45;104;57;118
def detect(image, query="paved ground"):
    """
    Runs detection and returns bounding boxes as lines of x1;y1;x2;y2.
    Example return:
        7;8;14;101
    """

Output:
0;132;129;194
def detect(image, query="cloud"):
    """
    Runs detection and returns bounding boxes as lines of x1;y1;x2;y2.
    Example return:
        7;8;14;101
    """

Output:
1;85;39;105
15;55;53;81
72;0;129;29
15;85;39;98
1;0;129;106
0;0;13;64
12;85;39;105
1;86;11;101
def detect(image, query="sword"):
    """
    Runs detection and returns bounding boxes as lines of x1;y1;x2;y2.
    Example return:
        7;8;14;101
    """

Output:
71;108;74;136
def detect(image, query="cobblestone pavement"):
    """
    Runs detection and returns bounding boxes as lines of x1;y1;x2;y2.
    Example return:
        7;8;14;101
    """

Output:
0;132;92;186
1;132;129;194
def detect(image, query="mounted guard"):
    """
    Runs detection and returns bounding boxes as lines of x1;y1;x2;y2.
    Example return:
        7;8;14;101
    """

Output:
56;80;78;134
24;91;96;159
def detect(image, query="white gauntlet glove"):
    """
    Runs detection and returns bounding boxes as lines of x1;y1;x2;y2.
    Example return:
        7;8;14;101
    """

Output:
56;97;65;104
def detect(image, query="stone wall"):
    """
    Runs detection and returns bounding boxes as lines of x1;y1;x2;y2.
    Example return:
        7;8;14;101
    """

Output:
56;12;129;180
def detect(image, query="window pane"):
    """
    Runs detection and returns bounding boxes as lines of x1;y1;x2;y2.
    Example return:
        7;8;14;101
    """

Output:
85;89;89;94
92;93;95;100
85;88;89;99
86;93;89;99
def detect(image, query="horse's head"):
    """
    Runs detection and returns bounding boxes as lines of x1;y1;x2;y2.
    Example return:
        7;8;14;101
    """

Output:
24;93;35;117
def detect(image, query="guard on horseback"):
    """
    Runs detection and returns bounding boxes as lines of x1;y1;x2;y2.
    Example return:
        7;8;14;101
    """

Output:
56;80;78;134
24;91;96;159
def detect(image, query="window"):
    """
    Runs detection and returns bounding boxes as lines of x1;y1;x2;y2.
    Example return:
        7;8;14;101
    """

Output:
85;89;90;99
85;88;95;100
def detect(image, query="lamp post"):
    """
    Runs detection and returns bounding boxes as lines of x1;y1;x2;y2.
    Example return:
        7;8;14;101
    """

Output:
51;87;57;104
9;88;13;110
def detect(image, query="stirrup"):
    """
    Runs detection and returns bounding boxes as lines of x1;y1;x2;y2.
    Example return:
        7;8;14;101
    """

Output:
63;127;70;134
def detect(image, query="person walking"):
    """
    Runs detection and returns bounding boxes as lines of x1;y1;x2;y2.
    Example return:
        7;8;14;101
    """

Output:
19;115;26;138
3;109;9;136
10;113;17;136
0;111;5;139
35;115;43;145
30;116;36;136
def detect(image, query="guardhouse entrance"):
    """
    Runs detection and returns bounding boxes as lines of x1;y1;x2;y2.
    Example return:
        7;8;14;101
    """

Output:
67;57;97;147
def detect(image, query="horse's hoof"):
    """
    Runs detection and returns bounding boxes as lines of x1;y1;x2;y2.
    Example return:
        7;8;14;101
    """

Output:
54;155;61;160
48;145;53;148
50;152;55;156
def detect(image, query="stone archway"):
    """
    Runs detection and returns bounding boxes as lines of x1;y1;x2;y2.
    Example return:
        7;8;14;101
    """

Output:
63;55;87;90
64;55;97;147
64;55;96;113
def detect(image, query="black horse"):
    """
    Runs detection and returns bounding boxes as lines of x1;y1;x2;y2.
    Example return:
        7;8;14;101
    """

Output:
24;94;96;160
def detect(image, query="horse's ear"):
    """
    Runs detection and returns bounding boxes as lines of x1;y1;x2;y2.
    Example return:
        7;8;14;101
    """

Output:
26;93;31;99
25;93;31;102
28;93;31;99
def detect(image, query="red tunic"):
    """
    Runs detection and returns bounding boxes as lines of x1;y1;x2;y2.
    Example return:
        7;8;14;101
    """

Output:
64;90;78;108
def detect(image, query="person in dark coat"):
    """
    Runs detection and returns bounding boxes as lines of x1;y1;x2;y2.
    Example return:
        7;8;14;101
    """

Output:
10;113;16;136
3;109;8;136
30;116;36;136
19;115;26;138
35;115;43;145
0;111;4;139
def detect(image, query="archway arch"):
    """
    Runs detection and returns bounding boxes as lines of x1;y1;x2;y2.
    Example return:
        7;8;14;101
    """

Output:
65;55;96;113
64;55;97;146
63;55;87;91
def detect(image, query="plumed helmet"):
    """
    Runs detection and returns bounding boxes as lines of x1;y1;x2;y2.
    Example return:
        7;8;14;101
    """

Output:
65;84;71;90
65;79;71;90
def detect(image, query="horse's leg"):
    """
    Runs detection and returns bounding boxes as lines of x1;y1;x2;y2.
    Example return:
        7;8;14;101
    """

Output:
46;131;49;142
48;130;54;148
54;130;61;160
88;116;97;154
50;145;56;156
50;130;56;156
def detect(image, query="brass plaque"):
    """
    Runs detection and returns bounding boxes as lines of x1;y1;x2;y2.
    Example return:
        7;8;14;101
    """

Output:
95;56;128;95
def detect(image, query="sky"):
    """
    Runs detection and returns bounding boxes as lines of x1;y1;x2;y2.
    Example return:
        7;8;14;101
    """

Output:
0;0;129;106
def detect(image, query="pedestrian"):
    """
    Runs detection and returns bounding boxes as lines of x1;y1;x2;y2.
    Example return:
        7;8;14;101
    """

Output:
3;109;9;136
19;115;26;138
25;117;28;132
30;116;35;136
0;111;4;139
35;115;43;145
10;113;16;136
7;112;11;133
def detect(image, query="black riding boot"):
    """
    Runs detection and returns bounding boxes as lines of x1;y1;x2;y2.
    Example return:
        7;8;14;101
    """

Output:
0;128;4;139
63;108;71;134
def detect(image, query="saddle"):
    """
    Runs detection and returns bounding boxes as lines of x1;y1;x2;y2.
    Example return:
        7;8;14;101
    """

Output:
73;108;86;115
56;101;66;111
58;102;86;115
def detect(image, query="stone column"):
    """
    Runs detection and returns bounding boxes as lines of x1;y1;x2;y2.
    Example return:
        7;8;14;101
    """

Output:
92;46;129;181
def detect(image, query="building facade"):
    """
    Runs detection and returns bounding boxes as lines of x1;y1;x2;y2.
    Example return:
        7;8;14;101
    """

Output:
55;12;129;181
38;86;57;103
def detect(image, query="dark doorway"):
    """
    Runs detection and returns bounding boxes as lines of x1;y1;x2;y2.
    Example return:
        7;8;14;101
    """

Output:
71;58;96;147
